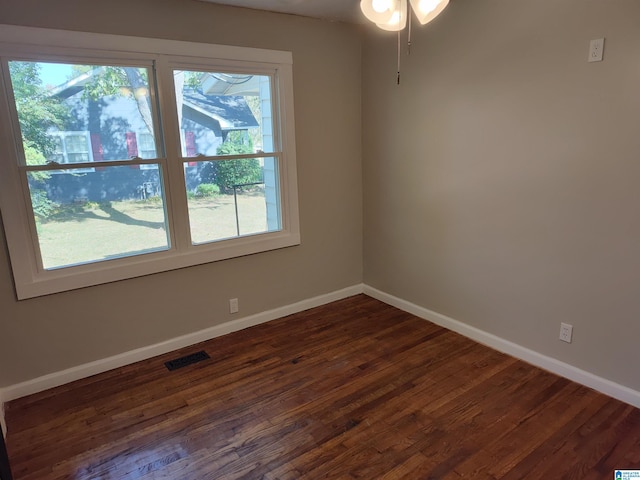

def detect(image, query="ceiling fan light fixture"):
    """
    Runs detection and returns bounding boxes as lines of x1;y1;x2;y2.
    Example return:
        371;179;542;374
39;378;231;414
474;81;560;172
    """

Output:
409;0;449;25
360;0;397;24
362;0;449;84
375;0;407;32
372;0;392;13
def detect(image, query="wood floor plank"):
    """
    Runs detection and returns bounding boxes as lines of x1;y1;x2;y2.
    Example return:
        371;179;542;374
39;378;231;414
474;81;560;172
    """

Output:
5;295;640;479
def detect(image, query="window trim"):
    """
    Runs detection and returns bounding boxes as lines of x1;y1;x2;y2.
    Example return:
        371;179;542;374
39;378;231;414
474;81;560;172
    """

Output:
136;131;160;168
0;25;300;299
48;131;95;173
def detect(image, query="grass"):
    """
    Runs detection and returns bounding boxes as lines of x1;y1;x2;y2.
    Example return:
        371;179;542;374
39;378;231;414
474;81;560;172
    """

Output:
36;193;268;269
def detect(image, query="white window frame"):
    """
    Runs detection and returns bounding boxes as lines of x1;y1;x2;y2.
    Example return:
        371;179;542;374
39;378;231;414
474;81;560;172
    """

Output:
48;131;95;173
0;25;300;299
136;131;159;169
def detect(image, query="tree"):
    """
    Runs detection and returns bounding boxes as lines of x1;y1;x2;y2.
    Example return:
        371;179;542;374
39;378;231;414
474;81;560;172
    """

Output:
78;65;154;136
8;62;69;218
81;67;203;146
8;61;68;162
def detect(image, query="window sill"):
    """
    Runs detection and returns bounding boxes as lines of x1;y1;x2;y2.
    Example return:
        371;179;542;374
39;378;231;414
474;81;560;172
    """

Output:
16;230;301;299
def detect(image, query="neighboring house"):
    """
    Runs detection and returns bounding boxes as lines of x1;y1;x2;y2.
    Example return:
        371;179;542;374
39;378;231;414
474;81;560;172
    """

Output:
45;69;259;203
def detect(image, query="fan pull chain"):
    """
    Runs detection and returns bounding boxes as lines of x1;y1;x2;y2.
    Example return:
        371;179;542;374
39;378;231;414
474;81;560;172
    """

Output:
397;30;401;85
408;9;412;55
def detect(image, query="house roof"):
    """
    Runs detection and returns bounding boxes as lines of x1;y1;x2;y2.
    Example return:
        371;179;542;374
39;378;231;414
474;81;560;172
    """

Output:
200;73;261;97
183;90;258;130
51;69;258;131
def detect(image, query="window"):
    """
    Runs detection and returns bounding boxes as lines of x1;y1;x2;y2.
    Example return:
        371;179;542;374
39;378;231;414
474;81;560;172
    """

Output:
48;131;95;173
0;25;300;299
137;132;157;160
50;132;92;164
137;132;159;170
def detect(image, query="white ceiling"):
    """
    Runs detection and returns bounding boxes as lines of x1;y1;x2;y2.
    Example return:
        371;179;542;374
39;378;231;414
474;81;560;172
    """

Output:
195;0;363;23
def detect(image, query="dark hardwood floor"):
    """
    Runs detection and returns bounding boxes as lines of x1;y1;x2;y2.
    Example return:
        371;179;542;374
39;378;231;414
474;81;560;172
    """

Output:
5;295;640;479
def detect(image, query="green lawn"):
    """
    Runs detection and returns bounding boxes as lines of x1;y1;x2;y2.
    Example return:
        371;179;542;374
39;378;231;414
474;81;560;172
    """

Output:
36;193;268;269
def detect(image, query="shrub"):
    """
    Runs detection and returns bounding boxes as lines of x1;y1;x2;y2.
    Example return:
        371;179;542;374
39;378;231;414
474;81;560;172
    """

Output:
25;143;57;220
30;189;56;220
200;131;262;193
195;183;220;197
214;159;262;191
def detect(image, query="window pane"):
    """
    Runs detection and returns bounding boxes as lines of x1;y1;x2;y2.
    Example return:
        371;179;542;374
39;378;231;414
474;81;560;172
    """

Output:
138;132;159;169
49;137;65;164
8;61;158;166
27;165;169;269
137;132;155;157
66;134;89;153
67;153;89;163
186;157;280;244
173;70;273;157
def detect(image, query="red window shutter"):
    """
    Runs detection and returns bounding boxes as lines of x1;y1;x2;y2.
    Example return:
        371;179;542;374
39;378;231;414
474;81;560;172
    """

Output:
126;132;138;157
90;134;103;160
185;131;197;166
91;133;105;171
126;132;139;169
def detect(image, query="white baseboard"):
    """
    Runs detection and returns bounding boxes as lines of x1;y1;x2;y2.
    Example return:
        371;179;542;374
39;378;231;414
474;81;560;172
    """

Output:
0;284;365;407
4;282;636;431
363;285;640;410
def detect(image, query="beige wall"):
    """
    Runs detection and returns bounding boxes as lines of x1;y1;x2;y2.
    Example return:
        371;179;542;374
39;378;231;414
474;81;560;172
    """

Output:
0;0;362;386
363;0;640;391
3;0;638;397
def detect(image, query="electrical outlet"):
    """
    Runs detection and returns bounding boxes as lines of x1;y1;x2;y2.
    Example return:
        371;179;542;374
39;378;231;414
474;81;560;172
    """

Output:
229;298;239;314
559;323;573;343
588;38;605;62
